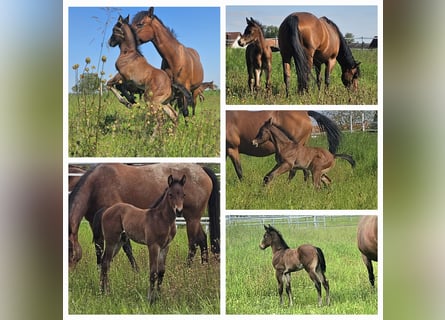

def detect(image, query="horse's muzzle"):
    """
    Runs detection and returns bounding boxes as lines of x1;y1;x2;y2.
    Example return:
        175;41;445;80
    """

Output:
175;208;184;217
252;139;259;147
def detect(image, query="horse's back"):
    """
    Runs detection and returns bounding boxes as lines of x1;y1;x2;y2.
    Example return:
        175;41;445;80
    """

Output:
357;216;378;261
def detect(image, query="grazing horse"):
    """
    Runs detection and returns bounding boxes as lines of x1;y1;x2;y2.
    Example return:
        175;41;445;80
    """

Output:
69;163;220;269
278;12;361;95
99;175;186;303
357;215;378;286
260;225;330;306
107;15;192;127
195;81;216;103
238;17;279;93
226;110;341;180
252;118;355;188
132;7;204;117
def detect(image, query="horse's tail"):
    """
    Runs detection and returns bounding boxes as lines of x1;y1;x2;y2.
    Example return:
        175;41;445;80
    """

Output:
201;166;220;255
270;46;280;52
335;153;356;168
315;247;327;273
92;207;105;245
172;82;193;117
284;14;311;91
307;111;342;154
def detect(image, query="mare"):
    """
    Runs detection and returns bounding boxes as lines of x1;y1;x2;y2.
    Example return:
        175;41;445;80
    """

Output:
107;15;192;128
226;110;341;180
98;175;186;303
278;12;361;96
260;225;330;306
69;163;220;269
238;17;279;93
357;215;378;286
252;118;355;188
132;7;204;117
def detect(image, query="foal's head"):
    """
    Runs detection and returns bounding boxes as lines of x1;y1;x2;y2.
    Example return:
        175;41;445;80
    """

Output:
109;15;130;47
238;17;264;47
167;174;186;216
252;118;274;147
259;224;289;250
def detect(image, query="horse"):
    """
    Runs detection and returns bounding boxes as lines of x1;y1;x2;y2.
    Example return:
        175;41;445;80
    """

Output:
99;174;186;303
106;72;144;106
278;12;361;96
132;7;204;117
226;110;341;180
237;17;279;93
107;15;193;128
357;215;378;286
68;165;86;192
195;81;216;104
259;224;330;306
252;118;355;188
69;163;220;269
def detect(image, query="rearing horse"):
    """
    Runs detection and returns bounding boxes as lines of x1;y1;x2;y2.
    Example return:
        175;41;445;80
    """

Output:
132;7;204;116
278;12;361;95
107;15;192;128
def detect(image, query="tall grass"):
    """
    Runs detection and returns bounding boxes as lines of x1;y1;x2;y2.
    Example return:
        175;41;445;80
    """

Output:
226;132;377;209
226;216;378;314
69;89;220;157
69;222;220;314
226;48;377;105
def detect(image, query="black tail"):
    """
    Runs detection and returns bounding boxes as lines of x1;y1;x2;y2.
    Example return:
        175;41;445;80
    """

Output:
316;247;327;273
307;111;342;154
201;166;220;255
335;153;356;168
172;83;193;117
270;46;280;52
284;15;311;91
92;208;105;245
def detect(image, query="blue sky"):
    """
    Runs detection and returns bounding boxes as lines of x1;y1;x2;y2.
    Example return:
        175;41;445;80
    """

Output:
68;7;220;92
226;6;378;41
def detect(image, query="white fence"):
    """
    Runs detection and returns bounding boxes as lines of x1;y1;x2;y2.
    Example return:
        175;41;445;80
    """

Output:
226;215;358;228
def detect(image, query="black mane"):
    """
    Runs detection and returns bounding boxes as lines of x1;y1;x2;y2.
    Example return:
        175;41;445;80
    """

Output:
132;10;178;41
267;225;290;250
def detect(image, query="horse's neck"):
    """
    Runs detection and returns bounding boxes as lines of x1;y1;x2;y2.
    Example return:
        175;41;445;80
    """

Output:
151;19;182;66
270;126;296;151
270;239;287;255
153;192;176;222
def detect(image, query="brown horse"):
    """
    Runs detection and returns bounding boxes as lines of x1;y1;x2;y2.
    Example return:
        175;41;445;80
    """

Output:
107;15;192;127
132;7;204;116
99;175;186;303
106;72;144;106
226;110;341;180
260;225;330;306
195;81;216;104
357;215;378;286
238;17;279;93
252;118;355;188
278;12;361;96
69;163;220;269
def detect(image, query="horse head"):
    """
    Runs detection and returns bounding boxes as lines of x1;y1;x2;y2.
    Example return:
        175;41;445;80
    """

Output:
341;61;361;90
238;17;263;47
252;118;274;147
109;15;130;47
167;174;187;217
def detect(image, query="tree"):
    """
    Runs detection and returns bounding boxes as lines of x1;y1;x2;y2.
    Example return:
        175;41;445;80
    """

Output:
264;25;278;38
72;72;101;94
344;32;355;45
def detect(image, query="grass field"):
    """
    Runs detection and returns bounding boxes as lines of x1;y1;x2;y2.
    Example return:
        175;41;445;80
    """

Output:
226;48;378;105
69;222;220;314
226;131;378;209
69;90;220;157
226;216;378;314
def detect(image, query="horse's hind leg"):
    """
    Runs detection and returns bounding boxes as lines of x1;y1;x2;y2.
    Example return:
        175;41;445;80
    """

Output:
121;233;139;272
362;254;375;286
161;103;178;126
283;272;293;306
307;270;323;306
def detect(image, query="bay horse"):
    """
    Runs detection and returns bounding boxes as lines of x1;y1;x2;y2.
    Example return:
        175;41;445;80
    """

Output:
357;215;378;286
238;17;279;93
99;175;186;303
252;118;355;188
107;15;192;128
260;224;330;306
69;163;220;269
278;12;361;96
195;81;216;104
132;7;204;116
226;110;341;180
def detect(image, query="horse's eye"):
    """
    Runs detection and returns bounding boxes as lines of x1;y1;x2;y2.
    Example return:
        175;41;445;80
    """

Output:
135;23;143;28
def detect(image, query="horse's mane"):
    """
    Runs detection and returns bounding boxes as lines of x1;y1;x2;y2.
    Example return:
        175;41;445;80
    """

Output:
69;164;98;213
267;225;290;250
322;16;359;71
132;10;178;41
271;123;299;144
120;21;144;56
250;18;265;36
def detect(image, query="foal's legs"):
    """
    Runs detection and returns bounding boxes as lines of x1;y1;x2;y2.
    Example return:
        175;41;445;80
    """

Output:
263;162;293;185
147;244;161;303
275;270;285;305
283;272;293;306
307;269;324;306
362;254;375;286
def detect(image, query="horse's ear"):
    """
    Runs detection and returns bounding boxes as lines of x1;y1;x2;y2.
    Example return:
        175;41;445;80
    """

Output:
148;7;154;17
264;225;268;231
118;15;124;23
168;174;173;186
180;174;186;186
267;117;273;125
124;15;130;24
246;17;250;25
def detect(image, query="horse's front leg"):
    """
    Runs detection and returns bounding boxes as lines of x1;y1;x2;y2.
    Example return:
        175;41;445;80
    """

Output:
109;86;134;108
156;245;171;292
185;220;208;265
263;162;292;185
275;270;284;305
283;272;292;306
148;245;161;303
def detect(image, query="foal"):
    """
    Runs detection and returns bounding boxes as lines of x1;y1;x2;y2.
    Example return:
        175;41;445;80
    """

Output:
260;225;330;306
99;174;186;303
252;118;355;188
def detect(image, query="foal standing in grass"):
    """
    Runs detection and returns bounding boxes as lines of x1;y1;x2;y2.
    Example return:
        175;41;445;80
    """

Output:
99;174;186;303
260;225;330;306
252;118;355;188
